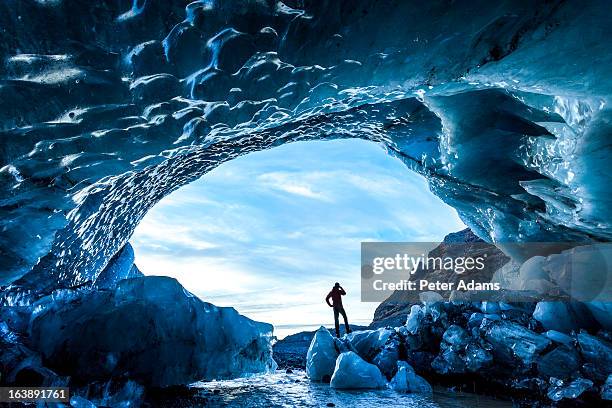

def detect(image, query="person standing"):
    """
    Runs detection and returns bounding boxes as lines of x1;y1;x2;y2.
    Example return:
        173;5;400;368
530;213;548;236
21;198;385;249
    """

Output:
325;282;351;337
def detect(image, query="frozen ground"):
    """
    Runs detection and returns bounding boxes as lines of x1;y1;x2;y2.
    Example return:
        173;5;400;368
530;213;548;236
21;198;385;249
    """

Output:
183;370;512;408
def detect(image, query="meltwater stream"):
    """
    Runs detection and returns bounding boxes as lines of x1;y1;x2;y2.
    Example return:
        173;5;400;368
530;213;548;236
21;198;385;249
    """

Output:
184;371;512;408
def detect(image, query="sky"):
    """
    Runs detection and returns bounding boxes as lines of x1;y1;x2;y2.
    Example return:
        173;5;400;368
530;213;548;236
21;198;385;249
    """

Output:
130;139;465;338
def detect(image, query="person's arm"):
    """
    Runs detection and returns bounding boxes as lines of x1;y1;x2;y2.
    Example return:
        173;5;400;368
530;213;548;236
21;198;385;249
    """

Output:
325;291;333;307
339;286;346;295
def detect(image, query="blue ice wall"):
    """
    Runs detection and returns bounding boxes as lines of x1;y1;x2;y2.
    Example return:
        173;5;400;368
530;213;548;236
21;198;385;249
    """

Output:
0;0;610;294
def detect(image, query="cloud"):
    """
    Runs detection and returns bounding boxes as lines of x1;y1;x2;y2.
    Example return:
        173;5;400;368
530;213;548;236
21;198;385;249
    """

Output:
131;138;466;337
256;172;333;201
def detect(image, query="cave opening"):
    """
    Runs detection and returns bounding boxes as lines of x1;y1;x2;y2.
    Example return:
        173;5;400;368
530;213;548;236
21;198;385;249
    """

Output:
130;138;466;339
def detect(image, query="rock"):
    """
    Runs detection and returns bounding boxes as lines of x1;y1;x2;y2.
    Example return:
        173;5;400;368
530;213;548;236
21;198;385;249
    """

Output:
306;327;338;382
330;352;386;389
536;345;581;380
602;374;612;400
547;377;593;402
29;276;275;387
576;332;612;382
483;320;551;365
389;361;432;394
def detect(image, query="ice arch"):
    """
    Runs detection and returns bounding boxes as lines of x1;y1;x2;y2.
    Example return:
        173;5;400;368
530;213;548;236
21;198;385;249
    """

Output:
0;0;611;295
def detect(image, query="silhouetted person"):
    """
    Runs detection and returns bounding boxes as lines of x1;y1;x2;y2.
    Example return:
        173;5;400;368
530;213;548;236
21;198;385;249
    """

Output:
326;282;351;337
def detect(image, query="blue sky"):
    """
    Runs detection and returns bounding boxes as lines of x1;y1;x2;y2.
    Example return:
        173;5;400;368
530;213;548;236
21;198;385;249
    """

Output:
130;139;465;338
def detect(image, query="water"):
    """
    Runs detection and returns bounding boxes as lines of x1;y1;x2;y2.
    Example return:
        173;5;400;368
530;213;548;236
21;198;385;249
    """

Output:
189;370;513;408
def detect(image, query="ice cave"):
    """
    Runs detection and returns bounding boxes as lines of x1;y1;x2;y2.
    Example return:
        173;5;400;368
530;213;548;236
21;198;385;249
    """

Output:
1;0;611;406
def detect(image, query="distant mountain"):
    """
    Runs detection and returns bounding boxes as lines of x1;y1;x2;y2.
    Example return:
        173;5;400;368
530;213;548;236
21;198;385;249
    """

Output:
370;228;509;328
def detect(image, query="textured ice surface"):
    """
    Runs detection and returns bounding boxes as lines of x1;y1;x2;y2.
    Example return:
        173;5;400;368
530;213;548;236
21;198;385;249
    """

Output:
547;378;593;402
389;361;432;394
306;326;338;382
330;352;386;390
29;276;276;387
0;0;611;295
483;320;551;366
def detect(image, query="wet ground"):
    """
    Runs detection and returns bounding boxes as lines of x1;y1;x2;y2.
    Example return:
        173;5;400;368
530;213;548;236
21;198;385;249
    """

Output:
173;370;514;408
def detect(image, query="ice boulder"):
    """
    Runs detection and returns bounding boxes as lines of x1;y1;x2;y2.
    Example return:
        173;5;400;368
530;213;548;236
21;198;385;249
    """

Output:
405;305;425;335
536;345;581;380
372;335;401;379
483;320;551;365
346;328;394;360
602;375;612;400
389;361;432;394
576;332;612;382
330;351;386;389
29;276;275;387
306;326;338;382
547;378;593;402
532;302;592;333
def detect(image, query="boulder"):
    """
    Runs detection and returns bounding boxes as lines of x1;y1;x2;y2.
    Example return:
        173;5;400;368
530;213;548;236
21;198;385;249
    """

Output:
29;276;275;387
345;328;394;361
330;352;386;389
576;332;612;382
536;345;581;380
547;377;593;402
532;302;590;333
389;361;432;394
601;374;612;400
306;327;339;382
483;320;551;365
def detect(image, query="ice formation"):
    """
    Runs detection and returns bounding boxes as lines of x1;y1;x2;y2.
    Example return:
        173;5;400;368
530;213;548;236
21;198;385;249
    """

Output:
0;0;610;404
305;326;338;382
329;351;386;390
30;276;276;387
0;0;609;295
389;361;432;394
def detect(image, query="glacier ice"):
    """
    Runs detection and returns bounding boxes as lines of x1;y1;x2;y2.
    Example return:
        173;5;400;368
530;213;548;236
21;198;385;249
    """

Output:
29;276;276;387
389;361;432;394
483;320;551;366
306;326;338;382
547;378;593;402
0;0;609;295
345;328;394;360
532;302;584;333
0;0;610;403
93;243;143;289
602;375;612;400
329;351;386;390
536;345;580;380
